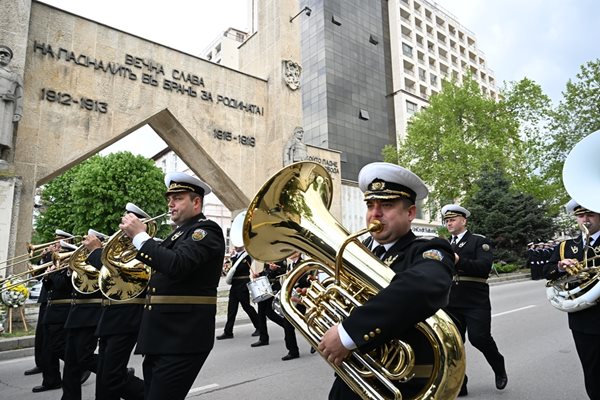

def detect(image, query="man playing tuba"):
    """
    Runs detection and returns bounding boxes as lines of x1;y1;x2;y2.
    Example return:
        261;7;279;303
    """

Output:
319;162;457;400
545;199;600;400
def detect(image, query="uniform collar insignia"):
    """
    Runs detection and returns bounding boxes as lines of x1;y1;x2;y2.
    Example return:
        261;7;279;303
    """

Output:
171;230;183;241
383;254;398;267
458;242;466;248
571;245;579;254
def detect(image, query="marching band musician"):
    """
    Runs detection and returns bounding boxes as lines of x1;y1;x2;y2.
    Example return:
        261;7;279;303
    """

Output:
83;217;145;400
250;260;300;361
545;200;600;400
441;204;507;396
31;231;73;393
24;229;70;378
118;171;225;400
62;238;98;400
216;245;261;340
318;162;456;400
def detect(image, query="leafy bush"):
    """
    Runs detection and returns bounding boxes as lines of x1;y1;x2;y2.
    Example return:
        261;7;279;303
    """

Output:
493;262;520;273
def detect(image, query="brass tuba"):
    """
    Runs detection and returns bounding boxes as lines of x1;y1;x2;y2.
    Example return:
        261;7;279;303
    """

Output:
243;162;465;400
99;207;167;301
546;129;600;312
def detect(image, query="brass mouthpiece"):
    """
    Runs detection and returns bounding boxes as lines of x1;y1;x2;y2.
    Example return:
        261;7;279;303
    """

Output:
368;220;383;233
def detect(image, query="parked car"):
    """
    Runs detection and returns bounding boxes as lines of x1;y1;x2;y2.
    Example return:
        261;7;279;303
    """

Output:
28;281;43;301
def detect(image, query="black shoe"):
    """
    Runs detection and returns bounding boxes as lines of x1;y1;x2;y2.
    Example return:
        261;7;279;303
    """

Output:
216;333;234;340
250;340;269;347
251;329;260;337
24;366;42;376
80;370;91;384
32;383;61;393
310;347;316;354
495;372;508;390
458;384;468;397
281;353;299;361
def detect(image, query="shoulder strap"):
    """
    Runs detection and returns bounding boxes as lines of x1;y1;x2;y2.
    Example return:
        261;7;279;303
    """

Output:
559;241;566;261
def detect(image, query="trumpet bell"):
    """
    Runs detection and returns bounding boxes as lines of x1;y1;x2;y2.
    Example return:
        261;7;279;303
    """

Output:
563;129;600;213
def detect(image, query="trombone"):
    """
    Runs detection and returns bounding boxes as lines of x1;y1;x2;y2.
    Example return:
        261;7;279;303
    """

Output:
0;236;81;273
0;251;75;293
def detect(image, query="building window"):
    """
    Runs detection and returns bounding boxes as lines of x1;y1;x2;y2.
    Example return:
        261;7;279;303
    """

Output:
430;73;437;86
402;43;413;57
406;101;418;115
332;15;342;26
359;109;370;120
369;34;379;45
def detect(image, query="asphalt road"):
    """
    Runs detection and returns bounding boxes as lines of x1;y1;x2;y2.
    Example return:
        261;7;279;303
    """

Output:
0;280;589;400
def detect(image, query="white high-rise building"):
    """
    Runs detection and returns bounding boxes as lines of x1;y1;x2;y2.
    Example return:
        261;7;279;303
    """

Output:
388;0;497;144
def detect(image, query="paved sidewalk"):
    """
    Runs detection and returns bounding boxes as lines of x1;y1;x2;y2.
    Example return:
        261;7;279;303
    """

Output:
0;270;531;361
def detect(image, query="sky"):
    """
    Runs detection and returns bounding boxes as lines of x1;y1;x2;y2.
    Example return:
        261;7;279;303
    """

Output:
39;0;600;156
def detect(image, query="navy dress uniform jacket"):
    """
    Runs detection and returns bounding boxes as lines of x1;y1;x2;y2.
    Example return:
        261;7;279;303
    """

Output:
42;268;72;325
448;231;493;309
134;213;225;355
545;236;600;335
342;231;455;353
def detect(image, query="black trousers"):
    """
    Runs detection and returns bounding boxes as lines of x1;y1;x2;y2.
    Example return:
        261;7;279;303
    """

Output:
33;303;47;368
223;283;259;334
61;327;98;400
446;306;505;379
572;330;600;400
40;322;65;387
142;353;210;400
257;296;299;354
96;332;144;400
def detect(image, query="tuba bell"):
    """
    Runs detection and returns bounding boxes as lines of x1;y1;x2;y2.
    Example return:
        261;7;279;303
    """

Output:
546;129;600;312
243;162;465;400
100;205;167;301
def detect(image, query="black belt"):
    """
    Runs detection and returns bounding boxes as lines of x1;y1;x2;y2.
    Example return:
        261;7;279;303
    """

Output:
454;276;488;284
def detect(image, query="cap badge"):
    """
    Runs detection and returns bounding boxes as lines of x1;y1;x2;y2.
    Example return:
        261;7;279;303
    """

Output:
371;181;385;190
192;229;207;241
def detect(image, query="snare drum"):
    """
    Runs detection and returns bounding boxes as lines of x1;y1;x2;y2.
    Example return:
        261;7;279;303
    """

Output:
247;276;274;303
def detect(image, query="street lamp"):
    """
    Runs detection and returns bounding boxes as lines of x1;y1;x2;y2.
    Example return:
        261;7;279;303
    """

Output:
290;6;312;23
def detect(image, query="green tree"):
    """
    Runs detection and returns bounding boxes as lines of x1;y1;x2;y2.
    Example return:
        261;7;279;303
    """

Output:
463;164;556;264
544;59;600;208
383;75;550;215
35;152;168;242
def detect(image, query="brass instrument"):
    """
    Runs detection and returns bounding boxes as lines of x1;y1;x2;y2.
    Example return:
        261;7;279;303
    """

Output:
99;212;168;301
243;162;465;400
0;251;74;293
68;230;108;295
546;130;600;312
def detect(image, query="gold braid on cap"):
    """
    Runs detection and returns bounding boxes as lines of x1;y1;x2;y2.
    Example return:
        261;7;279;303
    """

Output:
573;205;593;216
167;182;204;195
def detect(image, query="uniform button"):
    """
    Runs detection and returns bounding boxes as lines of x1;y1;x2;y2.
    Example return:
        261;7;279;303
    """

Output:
363;334;370;341
369;331;375;337
152;288;156;293
148;305;152;311
144;305;147;309
375;328;381;334
140;252;144;256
